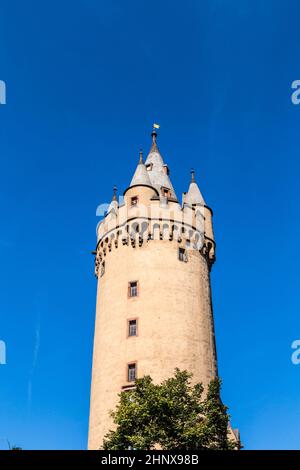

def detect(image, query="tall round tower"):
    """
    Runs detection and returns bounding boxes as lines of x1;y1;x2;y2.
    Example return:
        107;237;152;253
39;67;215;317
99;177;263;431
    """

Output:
88;130;218;449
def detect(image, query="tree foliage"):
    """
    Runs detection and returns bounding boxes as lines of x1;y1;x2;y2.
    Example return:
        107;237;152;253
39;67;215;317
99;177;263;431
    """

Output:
103;369;237;450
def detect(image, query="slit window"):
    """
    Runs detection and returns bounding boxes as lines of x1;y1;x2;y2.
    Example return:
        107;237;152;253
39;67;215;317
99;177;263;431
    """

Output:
161;187;170;197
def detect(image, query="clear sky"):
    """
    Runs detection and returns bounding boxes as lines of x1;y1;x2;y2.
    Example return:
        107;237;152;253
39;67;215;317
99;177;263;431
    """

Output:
0;0;300;450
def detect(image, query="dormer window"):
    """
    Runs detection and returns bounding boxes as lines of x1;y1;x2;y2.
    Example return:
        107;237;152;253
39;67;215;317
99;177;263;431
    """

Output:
146;163;153;171
163;164;169;175
131;196;138;207
161;187;171;198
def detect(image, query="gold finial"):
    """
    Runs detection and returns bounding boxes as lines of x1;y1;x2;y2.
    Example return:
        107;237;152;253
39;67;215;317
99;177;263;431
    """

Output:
150;124;160;151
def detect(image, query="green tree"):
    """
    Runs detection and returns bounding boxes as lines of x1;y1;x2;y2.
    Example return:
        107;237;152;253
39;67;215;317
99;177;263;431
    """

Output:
103;369;237;450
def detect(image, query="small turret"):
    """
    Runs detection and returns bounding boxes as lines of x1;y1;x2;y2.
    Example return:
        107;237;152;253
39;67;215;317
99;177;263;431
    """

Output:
107;186;118;214
129;150;152;187
185;169;205;206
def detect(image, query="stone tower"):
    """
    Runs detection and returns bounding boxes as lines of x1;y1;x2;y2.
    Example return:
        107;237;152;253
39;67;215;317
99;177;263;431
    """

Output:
88;129;219;449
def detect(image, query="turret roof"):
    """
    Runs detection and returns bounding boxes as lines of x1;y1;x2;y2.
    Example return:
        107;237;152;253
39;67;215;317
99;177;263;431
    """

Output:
185;170;205;205
130;150;152;187
144;130;177;200
107;186;118;214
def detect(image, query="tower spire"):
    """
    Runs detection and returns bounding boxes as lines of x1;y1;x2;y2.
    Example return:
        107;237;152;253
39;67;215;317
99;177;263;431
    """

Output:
144;125;178;201
150;129;158;152
112;185;117;201
191;168;195;183
107;185;118;214
139;149;143;164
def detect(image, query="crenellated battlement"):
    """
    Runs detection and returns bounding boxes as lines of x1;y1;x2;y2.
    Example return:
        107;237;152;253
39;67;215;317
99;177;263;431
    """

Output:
94;210;215;277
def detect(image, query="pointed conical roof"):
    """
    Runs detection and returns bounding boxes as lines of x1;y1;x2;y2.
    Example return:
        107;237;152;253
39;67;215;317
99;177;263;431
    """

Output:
130;150;152;187
144;130;177;200
185;170;205;205
107;186;119;213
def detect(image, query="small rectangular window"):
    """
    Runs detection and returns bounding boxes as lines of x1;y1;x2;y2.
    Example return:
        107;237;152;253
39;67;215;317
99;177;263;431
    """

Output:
128;319;137;337
131;196;138;206
128;281;138;297
128;363;136;382
179;247;188;262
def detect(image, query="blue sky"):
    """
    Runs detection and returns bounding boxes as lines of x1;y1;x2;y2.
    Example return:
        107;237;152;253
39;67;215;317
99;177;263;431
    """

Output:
0;0;300;450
